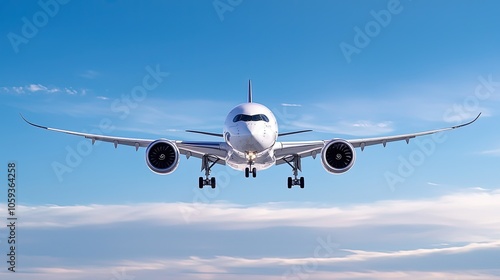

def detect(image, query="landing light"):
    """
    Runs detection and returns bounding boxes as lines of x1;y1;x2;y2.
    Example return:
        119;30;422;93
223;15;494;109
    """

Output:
246;152;256;161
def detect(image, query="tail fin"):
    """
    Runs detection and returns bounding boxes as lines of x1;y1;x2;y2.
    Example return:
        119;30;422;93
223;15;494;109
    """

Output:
248;80;252;103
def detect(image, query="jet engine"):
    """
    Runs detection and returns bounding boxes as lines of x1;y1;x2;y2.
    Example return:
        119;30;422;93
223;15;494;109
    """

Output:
145;140;180;174
321;139;356;174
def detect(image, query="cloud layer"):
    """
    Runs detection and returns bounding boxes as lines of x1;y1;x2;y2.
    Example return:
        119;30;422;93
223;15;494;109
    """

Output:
1;84;87;95
1;188;499;279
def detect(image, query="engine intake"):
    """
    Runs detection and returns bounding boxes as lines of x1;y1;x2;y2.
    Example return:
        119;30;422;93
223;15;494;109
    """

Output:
321;139;356;174
145;140;180;174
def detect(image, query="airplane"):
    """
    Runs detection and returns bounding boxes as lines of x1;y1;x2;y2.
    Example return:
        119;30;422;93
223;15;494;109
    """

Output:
21;81;481;189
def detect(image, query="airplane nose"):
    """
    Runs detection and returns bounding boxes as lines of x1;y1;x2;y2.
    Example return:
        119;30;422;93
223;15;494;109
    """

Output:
246;123;261;137
246;123;258;134
247;123;273;150
229;122;274;153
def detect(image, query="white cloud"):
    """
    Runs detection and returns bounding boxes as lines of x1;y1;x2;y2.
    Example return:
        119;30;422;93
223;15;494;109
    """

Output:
10;189;500;239
470;187;488;191
2;248;499;280
64;87;78;95
278;89;489;136
1;84;87;95
290;119;394;136
100;98;232;135
26;84;48;92
13;86;25;94
480;148;500;156
1;269;498;280
95;246;500;275
96;96;109;100
80;70;99;79
281;103;302;107
309;88;490;128
2;189;500;279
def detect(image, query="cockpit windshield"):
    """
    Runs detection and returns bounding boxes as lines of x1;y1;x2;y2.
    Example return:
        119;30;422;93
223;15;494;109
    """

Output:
233;114;270;122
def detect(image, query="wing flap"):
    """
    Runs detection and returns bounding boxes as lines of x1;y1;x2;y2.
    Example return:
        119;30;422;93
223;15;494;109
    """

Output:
274;141;324;165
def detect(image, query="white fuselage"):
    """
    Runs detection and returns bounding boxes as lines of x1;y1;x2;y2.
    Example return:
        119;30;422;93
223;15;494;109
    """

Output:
223;103;278;171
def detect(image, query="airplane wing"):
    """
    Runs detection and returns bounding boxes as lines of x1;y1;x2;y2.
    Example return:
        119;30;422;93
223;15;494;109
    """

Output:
274;113;481;165
20;115;228;164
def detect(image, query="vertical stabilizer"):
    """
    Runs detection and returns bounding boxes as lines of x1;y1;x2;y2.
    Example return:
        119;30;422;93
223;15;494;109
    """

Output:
248;80;253;103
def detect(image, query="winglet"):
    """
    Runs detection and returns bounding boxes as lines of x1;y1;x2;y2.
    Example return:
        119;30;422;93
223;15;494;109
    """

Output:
20;113;48;130
248;80;252;103
451;112;481;129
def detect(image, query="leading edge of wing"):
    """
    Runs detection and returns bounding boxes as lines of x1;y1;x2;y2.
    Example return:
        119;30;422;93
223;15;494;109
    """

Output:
20;114;229;160
185;130;224;137
274;113;480;164
348;113;481;150
20;113;155;148
278;130;313;137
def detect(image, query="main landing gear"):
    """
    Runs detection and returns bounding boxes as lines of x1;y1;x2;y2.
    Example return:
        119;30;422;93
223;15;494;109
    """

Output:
284;155;305;189
199;155;219;189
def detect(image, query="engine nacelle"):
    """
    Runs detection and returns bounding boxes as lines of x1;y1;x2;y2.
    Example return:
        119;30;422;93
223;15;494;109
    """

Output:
145;139;180;174
321;139;356;174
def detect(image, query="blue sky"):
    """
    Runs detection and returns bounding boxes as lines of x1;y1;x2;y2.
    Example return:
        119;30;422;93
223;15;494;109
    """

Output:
1;0;500;279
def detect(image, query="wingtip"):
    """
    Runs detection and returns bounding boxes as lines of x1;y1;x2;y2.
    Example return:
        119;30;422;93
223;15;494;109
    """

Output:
19;113;30;124
451;112;482;129
470;112;481;124
19;113;48;129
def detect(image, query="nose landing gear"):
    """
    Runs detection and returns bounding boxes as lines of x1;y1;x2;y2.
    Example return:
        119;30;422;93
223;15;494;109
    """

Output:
244;151;257;178
245;166;257;178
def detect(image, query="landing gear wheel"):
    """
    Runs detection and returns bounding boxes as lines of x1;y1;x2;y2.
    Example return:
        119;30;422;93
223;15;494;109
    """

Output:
199;155;220;189
245;167;250;178
284;155;306;189
252;167;257;178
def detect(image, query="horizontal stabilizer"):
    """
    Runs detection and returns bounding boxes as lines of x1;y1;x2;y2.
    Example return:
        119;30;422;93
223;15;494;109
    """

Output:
278;130;313;137
186;130;224;137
